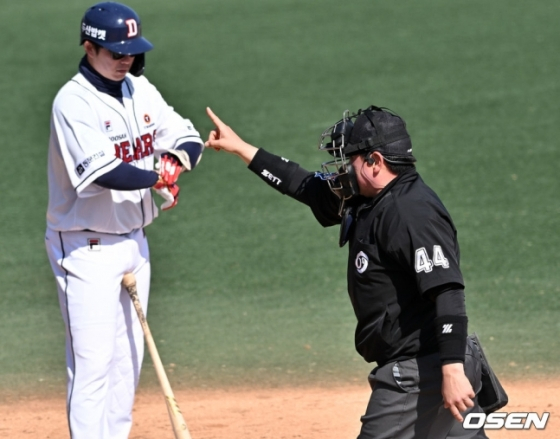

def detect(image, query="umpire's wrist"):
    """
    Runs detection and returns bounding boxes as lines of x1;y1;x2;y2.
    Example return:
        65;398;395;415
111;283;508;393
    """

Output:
435;315;468;363
441;362;465;375
442;359;464;366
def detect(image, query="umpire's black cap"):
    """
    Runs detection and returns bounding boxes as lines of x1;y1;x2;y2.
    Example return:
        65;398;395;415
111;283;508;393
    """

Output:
345;107;416;163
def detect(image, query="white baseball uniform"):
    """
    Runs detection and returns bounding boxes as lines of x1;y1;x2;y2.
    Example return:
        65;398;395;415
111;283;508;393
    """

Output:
45;71;202;438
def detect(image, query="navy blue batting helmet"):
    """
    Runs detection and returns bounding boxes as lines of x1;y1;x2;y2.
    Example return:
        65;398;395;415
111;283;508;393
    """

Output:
80;2;153;75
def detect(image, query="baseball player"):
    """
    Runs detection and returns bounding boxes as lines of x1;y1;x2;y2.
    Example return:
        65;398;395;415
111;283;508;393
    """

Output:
44;3;203;438
205;106;488;438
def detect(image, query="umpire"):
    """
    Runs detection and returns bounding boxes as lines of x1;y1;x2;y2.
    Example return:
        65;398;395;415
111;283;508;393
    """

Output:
205;105;488;439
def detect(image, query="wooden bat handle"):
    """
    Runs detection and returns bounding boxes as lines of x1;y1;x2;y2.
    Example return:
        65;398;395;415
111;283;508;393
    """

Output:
122;273;192;439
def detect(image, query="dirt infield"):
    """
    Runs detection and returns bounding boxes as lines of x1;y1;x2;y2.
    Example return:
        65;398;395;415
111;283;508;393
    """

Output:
1;380;558;438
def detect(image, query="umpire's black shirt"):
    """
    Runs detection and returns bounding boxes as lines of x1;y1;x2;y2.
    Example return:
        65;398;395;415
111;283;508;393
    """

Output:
249;149;464;366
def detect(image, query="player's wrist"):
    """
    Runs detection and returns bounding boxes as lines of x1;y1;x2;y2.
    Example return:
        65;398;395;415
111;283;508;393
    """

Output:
152;173;166;189
158;153;183;186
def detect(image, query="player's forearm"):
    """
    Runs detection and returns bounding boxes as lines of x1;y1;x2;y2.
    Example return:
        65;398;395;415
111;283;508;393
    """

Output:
95;162;159;190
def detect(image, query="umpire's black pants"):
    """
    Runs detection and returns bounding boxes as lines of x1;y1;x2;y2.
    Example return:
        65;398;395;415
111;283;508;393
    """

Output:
358;337;488;439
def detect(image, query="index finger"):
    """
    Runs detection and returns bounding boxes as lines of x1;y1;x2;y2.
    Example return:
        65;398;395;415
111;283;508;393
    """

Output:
206;107;226;129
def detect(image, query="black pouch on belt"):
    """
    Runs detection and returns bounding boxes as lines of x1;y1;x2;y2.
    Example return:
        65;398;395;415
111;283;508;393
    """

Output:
469;333;509;414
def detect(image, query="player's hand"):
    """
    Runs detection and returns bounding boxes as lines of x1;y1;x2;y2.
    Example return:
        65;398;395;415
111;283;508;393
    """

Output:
161;183;179;210
153;177;180;210
204;107;258;164
158;183;180;210
441;362;475;422
159;153;182;186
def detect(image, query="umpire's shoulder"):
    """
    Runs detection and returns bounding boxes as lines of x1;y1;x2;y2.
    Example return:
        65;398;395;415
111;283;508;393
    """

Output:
386;174;447;225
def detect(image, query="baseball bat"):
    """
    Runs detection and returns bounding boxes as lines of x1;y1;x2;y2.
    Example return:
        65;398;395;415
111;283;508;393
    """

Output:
122;273;192;439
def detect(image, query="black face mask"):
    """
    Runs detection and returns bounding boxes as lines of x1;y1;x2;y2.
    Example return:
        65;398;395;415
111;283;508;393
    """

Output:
320;161;361;216
336;163;360;201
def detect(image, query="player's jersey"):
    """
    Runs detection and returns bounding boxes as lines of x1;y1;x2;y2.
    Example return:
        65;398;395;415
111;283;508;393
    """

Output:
47;72;202;234
247;149;464;365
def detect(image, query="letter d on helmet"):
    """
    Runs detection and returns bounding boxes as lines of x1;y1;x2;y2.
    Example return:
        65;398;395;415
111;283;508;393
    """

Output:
80;2;153;76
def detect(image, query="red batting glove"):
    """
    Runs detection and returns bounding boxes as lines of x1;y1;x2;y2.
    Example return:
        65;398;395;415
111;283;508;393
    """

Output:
152;176;180;211
161;183;180;210
153;174;167;190
159;153;183;186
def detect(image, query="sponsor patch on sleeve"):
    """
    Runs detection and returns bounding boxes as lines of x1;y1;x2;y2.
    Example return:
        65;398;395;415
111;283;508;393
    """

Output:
75;151;106;177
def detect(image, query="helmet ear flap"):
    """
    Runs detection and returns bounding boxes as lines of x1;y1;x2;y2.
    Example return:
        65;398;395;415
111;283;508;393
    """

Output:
130;53;145;76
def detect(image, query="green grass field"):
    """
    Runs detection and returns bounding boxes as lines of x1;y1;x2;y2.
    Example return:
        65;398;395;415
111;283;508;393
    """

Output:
0;0;559;397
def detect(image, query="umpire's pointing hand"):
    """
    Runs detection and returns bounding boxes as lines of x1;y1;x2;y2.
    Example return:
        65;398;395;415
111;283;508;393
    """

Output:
205;107;258;164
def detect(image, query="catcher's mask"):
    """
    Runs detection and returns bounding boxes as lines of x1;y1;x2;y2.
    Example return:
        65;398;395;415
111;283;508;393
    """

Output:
318;105;415;213
80;2;153;76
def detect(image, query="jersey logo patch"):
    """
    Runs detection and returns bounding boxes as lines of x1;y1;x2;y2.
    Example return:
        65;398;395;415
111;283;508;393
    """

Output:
314;171;337;181
87;238;101;251
75;151;106;177
105;120;112;132
355;251;368;274
144;114;151;124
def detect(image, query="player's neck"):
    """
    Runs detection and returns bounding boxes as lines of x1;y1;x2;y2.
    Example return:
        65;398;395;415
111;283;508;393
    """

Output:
79;56;124;103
